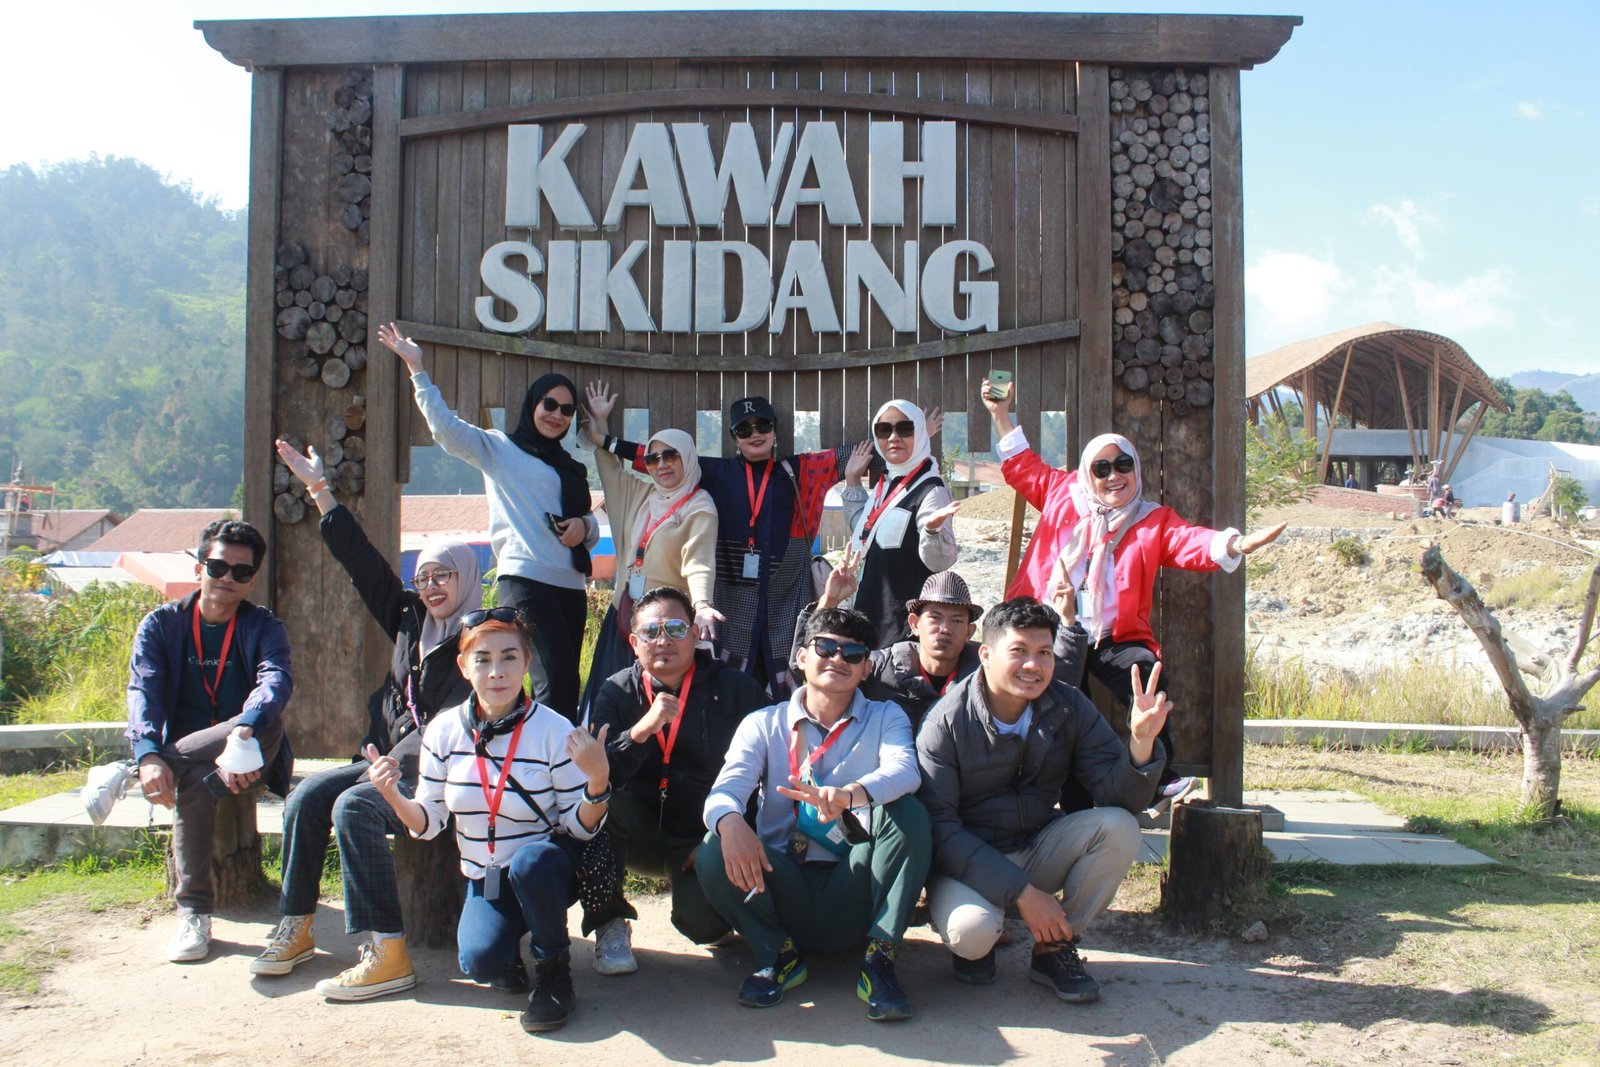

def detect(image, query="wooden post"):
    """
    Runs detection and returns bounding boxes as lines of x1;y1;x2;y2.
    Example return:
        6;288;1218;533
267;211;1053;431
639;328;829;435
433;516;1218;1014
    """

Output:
1161;802;1266;932
166;791;264;909
1004;490;1028;593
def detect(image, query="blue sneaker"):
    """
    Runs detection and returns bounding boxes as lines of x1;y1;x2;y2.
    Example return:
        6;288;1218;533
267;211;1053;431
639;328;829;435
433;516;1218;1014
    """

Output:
737;938;807;1008
857;939;913;1021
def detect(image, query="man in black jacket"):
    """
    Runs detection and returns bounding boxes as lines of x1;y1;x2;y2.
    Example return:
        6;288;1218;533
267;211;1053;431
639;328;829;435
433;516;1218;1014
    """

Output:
591;586;771;949
916;597;1169;1003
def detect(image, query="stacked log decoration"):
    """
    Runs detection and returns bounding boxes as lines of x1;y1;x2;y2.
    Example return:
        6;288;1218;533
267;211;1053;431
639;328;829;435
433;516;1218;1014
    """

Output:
331;69;375;245
1108;67;1215;418
270;394;368;525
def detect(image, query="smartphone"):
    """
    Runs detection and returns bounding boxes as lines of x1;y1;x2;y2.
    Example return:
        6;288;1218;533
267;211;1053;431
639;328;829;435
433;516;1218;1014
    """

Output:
985;369;1014;400
838;807;872;846
202;770;232;799
545;512;563;535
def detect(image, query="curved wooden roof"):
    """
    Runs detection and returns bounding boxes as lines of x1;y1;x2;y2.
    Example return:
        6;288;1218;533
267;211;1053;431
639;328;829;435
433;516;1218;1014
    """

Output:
1246;322;1508;428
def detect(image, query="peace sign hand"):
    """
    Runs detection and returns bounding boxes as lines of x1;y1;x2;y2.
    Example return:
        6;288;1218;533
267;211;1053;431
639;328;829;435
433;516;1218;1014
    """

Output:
818;544;863;610
1127;662;1172;765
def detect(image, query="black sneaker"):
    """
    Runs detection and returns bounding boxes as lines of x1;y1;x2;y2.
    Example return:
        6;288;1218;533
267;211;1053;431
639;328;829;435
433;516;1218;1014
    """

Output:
492;955;529;994
1029;941;1100;1003
737;938;807;1008
856;939;913;1021
520;953;574;1033
951;947;997;985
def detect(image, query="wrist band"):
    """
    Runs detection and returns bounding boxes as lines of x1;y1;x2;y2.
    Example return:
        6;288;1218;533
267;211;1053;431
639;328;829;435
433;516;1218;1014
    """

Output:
308;479;328;495
582;785;612;805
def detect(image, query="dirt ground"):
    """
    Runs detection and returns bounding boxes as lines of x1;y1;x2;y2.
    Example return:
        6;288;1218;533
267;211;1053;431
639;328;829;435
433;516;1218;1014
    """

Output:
0;887;1529;1067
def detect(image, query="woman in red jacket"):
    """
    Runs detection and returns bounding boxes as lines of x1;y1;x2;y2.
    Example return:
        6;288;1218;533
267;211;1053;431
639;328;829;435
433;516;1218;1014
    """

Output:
980;379;1283;804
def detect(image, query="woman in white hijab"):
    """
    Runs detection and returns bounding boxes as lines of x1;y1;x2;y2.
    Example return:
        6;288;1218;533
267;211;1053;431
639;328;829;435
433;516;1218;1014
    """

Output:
579;383;719;713
979;380;1284;807
258;438;486;999
841;399;961;647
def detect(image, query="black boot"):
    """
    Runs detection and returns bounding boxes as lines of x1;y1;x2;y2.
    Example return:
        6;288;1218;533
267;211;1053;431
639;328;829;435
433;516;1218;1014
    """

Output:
520;952;575;1033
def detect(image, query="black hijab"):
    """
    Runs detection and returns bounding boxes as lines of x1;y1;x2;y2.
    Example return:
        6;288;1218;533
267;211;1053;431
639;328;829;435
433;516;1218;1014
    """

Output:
509;372;592;577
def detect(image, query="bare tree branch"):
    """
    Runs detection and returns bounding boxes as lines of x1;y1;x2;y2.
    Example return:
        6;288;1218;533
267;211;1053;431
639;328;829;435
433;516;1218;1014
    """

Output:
1420;545;1538;716
1568;558;1600;672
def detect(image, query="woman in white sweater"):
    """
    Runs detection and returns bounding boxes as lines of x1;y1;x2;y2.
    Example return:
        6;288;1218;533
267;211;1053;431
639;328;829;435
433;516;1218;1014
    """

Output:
367;608;612;1034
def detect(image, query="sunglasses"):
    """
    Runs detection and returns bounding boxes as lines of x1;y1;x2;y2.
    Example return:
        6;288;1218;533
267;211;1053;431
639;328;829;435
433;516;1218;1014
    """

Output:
461;606;525;630
635;619;692;641
538;396;577;417
809;636;869;665
411;568;457;590
731;419;776;439
1090;454;1136;479
643;448;682;467
201;558;258;582
873;420;917;441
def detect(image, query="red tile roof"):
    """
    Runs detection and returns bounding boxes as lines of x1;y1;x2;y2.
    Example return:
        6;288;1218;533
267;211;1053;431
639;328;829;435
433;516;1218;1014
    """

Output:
400;493;605;534
33;509;121;552
84;509;232;554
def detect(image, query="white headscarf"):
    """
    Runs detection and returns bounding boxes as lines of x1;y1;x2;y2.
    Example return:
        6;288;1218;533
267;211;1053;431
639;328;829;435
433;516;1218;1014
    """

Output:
1048;433;1158;637
871;399;934;479
393;539;483;683
638;428;715;531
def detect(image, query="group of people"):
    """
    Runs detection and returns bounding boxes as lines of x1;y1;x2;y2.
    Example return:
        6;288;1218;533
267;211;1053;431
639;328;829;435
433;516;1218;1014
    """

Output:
84;325;1283;1036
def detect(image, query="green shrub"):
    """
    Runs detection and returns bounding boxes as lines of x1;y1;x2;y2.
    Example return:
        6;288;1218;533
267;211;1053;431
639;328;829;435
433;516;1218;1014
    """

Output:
1;581;162;724
1330;536;1369;567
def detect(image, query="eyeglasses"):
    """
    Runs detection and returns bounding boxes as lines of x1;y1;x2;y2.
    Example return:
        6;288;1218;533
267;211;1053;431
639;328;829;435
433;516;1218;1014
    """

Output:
538;396;577;417
201;558;258;582
411;569;457;590
634;619;692;641
731;419;776;439
808;636;869;665
1089;454;1136;479
873;420;916;441
461;606;525;630
643;448;682;467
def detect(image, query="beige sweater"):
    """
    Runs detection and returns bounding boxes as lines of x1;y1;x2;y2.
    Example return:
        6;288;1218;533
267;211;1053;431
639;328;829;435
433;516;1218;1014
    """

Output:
594;446;717;609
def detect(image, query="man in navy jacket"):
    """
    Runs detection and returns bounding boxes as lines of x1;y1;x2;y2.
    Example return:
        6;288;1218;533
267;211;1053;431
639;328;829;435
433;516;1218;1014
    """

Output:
120;519;293;962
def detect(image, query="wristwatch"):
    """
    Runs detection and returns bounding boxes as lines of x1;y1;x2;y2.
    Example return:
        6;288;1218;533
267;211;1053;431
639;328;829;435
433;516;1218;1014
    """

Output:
582;785;612;806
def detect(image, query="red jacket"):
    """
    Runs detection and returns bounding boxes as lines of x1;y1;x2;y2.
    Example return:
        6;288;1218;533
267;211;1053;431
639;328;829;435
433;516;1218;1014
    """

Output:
1002;448;1225;655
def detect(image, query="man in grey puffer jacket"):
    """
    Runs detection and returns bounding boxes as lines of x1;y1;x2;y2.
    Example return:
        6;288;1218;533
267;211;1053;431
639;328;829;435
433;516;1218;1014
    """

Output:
916;597;1170;1003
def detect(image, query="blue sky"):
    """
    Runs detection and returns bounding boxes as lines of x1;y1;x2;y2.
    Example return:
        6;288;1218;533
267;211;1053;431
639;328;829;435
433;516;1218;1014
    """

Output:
4;1;1595;377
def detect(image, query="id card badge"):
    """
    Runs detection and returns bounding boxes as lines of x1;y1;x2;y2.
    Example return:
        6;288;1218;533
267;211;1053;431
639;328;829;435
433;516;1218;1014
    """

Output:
1075;584;1088;622
742;551;762;579
627;570;645;599
788;830;811;864
873;507;912;550
483;861;502;902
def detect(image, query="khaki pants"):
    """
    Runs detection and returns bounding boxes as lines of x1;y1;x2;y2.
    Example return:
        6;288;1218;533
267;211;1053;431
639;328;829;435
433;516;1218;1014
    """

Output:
928;807;1140;959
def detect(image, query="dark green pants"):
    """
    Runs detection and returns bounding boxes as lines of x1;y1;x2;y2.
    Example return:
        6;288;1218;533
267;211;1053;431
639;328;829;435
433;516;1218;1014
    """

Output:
607;789;730;945
695;795;932;967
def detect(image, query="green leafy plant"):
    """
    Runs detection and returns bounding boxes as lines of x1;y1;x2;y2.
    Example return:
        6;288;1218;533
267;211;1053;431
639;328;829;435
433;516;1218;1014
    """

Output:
1245;419;1319;522
1550;474;1589;526
1329;536;1369;567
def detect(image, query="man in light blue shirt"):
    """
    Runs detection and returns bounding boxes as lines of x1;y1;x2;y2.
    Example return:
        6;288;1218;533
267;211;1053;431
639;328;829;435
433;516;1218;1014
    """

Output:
697;606;932;1022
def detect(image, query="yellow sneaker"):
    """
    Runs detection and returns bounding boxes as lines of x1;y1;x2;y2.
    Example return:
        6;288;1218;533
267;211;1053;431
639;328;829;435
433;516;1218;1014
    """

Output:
250;915;316;976
314;938;417;1001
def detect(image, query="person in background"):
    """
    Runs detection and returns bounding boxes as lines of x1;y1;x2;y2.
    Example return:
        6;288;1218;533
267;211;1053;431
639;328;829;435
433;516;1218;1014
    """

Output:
917;597;1169;1003
366;609;613;1035
981;378;1283;807
843;400;960;648
695;606;932;1022
83;519;292;963
1504;491;1520;525
1343;472;1359;490
378;322;598;720
251;439;479;1000
588;586;770;950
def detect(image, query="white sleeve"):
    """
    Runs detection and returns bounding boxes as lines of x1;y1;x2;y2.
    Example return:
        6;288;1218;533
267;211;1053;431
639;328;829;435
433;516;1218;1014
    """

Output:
1209;527;1243;574
994;426;1030;461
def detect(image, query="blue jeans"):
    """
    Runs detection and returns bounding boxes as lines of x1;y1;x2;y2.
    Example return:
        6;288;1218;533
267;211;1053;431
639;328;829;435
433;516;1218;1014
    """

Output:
457;835;582;980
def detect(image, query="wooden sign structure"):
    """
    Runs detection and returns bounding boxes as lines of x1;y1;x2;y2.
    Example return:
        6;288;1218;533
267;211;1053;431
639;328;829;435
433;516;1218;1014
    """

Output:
202;11;1298;804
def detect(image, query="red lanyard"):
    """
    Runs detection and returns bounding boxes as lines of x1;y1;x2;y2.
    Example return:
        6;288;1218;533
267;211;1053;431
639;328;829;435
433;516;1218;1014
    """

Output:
642;661;697;798
918;664;953;698
787;714;853;785
744;460;774;549
474;707;530;863
860;459;931;541
191;605;238;724
634;492;698;568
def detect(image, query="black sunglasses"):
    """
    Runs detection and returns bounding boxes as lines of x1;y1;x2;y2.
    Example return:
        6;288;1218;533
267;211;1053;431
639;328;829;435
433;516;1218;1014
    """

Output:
635;619;692;641
643;448;682;467
201;558;258;582
873;420;916;440
538;396;577;417
731;419;776;439
1090;454;1136;479
809;636;869;665
461;606;525;630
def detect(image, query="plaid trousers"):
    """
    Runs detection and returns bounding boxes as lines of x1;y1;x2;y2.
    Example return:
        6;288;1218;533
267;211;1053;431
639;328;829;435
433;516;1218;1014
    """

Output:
278;758;410;935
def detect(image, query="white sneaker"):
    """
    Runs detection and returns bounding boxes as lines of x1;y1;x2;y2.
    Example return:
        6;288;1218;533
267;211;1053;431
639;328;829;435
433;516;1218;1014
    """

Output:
592;918;637;976
82;760;136;826
166;910;212;963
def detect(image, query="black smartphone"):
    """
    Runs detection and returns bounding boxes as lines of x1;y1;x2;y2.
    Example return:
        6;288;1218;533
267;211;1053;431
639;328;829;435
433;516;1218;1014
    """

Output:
202;770;232;799
838;807;872;846
545;512;563;534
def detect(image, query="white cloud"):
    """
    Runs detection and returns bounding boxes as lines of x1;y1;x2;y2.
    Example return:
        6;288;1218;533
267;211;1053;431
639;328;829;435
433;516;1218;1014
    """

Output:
1245;249;1350;351
1514;101;1545;120
1364;199;1433;259
1359;264;1517;332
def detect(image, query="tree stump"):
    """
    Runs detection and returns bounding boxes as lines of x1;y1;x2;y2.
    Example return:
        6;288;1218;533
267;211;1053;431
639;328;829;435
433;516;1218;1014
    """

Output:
393;830;463;949
1160;802;1266;932
166;788;264;909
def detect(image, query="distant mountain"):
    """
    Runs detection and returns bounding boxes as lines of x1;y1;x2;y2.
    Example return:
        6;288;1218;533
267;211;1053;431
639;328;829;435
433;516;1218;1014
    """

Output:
1548;376;1600;415
1509;370;1580;394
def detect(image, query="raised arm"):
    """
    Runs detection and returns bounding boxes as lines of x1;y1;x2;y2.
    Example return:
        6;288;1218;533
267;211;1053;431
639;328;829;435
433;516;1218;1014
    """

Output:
376;321;500;470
